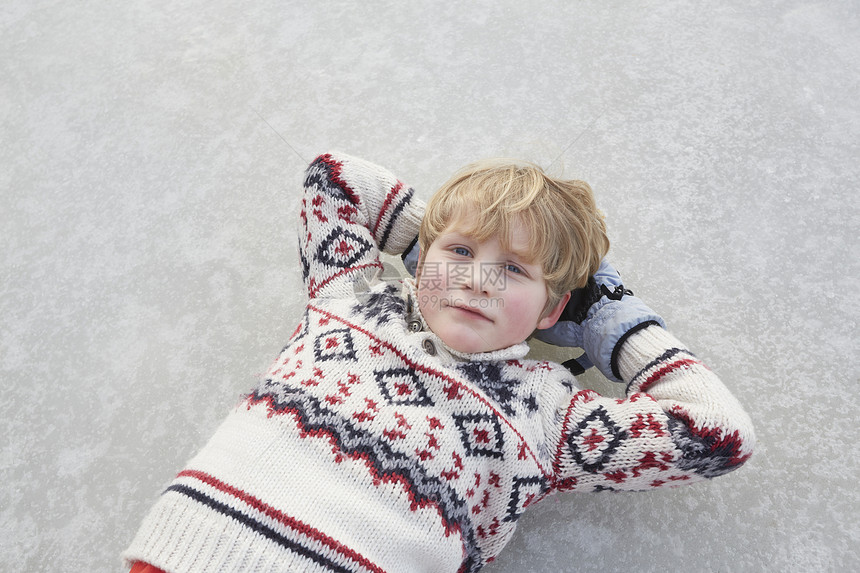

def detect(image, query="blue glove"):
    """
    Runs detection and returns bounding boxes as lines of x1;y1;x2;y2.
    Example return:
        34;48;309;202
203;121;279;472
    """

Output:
534;259;665;382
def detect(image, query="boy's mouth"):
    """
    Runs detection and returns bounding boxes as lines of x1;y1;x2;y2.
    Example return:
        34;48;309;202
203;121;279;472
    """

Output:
450;302;493;322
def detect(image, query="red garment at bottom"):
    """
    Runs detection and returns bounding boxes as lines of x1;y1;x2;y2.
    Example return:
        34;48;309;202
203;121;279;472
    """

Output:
129;562;167;573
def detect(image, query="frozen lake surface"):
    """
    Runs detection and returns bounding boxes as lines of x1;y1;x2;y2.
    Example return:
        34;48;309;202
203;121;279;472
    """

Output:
1;1;858;571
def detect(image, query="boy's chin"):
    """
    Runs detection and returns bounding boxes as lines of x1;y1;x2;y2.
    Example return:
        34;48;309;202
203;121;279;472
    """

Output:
438;329;498;355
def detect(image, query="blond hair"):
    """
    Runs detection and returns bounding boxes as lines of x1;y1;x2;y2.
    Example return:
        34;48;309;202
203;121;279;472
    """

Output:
419;159;610;314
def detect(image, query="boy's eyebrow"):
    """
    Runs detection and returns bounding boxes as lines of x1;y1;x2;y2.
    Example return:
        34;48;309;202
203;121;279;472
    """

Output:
507;249;540;269
510;250;536;263
442;230;472;241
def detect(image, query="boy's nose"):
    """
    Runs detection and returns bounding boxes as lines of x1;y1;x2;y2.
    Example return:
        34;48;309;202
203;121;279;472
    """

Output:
458;262;489;294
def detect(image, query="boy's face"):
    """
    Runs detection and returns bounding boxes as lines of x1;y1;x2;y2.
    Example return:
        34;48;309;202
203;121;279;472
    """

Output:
416;215;569;354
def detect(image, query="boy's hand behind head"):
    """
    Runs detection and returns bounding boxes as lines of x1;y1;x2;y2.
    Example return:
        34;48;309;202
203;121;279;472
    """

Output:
534;259;666;381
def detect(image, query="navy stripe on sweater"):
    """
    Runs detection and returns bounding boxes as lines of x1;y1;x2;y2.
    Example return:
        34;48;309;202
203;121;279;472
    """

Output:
164;484;356;573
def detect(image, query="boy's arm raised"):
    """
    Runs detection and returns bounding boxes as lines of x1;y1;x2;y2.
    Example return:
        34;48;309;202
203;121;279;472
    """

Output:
299;153;424;299
549;324;755;491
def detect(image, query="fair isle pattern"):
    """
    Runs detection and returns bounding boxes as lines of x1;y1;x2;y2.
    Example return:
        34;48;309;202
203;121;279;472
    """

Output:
626;346;752;479
301;154;417;299
123;153;754;573
550;332;752;494
245;293;556;571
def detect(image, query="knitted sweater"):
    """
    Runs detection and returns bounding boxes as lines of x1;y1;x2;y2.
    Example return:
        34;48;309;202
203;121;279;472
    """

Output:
123;153;755;573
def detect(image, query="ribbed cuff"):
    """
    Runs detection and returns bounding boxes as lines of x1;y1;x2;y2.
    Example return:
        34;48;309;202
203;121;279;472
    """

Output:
389;198;425;255
609;320;661;381
615;324;688;386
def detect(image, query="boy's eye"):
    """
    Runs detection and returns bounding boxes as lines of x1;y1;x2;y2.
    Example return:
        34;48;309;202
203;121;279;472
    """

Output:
452;246;471;257
506;263;524;274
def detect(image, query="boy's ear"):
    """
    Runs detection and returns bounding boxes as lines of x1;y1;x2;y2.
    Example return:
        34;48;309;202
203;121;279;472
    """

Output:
536;292;571;330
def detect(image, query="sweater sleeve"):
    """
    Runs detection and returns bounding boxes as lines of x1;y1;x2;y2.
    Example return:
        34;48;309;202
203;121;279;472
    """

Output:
549;325;755;492
299;153;424;299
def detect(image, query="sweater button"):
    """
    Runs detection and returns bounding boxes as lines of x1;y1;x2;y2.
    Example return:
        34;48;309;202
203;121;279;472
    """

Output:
422;339;437;356
408;320;422;333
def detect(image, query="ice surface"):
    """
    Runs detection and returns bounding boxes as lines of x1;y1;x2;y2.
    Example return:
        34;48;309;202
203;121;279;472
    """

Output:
1;0;858;571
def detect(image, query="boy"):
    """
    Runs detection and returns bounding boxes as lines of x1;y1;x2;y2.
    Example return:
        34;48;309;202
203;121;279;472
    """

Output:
124;153;754;573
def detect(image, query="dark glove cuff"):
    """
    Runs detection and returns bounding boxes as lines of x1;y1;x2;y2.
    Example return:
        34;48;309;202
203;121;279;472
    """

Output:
582;296;667;382
609;320;662;381
401;235;420;276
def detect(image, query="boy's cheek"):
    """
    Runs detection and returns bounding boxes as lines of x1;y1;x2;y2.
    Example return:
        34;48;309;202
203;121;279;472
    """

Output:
502;292;550;326
417;293;443;313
